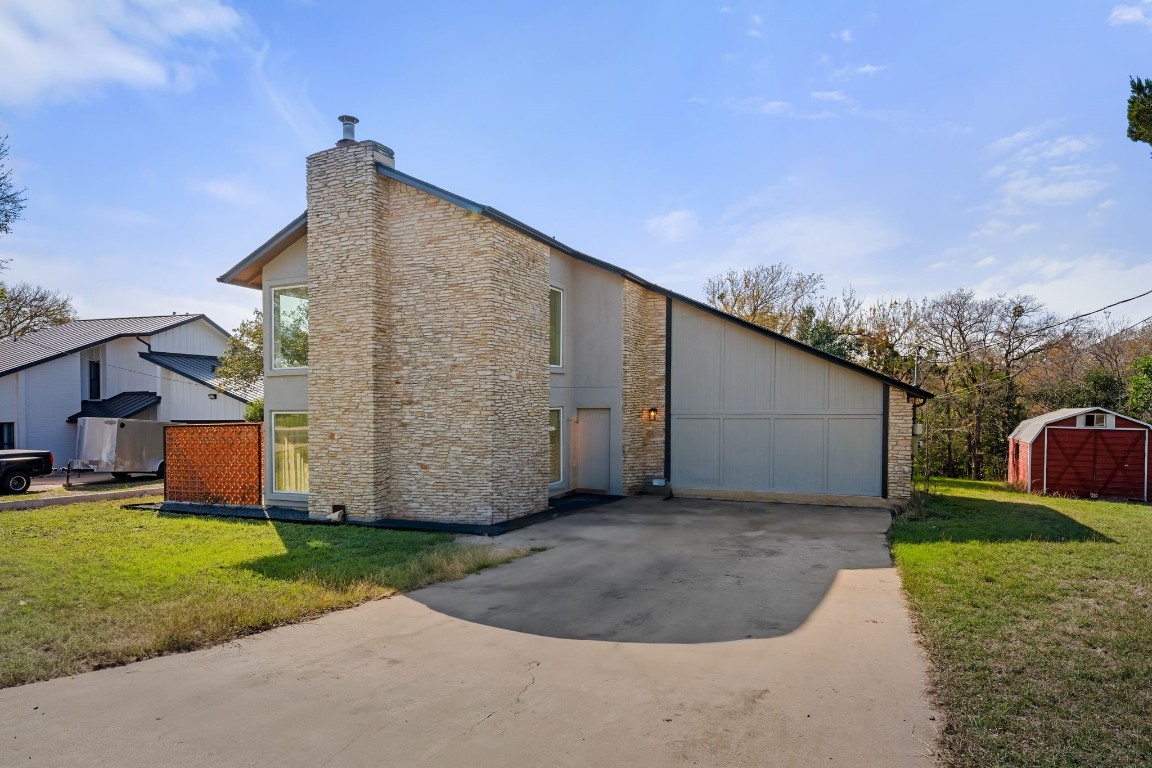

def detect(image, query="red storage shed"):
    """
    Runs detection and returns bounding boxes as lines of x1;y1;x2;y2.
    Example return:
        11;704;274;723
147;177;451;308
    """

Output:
1008;407;1151;500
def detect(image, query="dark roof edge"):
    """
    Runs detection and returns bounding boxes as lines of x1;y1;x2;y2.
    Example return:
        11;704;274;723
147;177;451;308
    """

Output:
0;315;223;379
217;211;308;288
377;164;932;399
66;392;161;423
139;352;251;404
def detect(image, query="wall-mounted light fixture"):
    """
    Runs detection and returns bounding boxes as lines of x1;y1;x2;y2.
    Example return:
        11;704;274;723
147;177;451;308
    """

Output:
208;393;218;400
646;407;659;422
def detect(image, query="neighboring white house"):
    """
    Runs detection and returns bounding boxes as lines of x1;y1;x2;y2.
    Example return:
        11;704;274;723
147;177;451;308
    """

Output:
0;314;261;466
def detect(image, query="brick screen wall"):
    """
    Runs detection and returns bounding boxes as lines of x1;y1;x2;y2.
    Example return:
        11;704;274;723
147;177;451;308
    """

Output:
165;423;263;506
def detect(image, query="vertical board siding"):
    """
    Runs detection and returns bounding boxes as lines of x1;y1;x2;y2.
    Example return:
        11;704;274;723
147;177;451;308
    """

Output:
671;418;722;487
1044;427;1147;500
670;302;884;496
773;344;829;413
828;418;882;495
721;418;773;490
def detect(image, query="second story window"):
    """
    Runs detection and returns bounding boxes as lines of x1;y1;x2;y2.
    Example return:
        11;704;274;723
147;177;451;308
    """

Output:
549;287;562;367
88;360;101;400
272;286;309;369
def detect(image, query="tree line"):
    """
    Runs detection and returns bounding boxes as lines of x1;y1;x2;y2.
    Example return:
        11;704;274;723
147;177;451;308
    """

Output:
704;264;1152;482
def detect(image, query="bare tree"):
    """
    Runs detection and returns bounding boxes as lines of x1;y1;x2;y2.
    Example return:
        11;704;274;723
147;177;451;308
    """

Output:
703;263;825;336
0;135;25;240
0;282;77;340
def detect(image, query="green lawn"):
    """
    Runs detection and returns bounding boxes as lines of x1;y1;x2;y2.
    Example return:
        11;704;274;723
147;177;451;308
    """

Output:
1;499;520;688
892;479;1152;768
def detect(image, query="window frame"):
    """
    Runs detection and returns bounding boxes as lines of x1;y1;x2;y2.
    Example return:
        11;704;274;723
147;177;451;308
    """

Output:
1085;413;1106;428
88;360;101;400
549;287;563;368
270;411;309;496
269;283;310;372
548;407;563;485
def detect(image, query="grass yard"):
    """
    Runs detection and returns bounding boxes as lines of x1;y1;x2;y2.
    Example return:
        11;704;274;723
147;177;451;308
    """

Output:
892;479;1152;768
1;499;521;689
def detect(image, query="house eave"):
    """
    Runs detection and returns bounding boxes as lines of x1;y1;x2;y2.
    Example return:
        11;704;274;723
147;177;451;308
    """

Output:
217;211;308;290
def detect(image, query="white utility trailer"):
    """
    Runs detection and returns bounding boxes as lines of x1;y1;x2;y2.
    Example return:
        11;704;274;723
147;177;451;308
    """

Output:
71;417;169;478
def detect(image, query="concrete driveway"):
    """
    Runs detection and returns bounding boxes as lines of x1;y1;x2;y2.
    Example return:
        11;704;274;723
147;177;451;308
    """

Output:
0;496;938;767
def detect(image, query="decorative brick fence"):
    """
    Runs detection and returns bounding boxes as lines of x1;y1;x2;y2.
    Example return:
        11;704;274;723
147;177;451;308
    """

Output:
165;423;263;506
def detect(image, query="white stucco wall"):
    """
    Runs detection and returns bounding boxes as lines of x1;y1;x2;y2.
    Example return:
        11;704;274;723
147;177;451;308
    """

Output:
548;250;625;495
151;319;228;356
260;235;308;508
21;356;81;465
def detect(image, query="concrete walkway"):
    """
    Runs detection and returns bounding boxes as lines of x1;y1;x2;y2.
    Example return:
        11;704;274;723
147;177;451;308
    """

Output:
0;498;938;767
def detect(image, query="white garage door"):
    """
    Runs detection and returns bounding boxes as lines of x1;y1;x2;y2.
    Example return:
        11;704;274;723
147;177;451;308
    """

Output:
670;303;884;497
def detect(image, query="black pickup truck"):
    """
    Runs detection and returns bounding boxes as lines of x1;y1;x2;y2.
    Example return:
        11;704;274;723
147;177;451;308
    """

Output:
0;450;54;494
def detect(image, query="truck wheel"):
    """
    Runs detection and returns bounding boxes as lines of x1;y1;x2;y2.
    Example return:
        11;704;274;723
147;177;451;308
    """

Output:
111;472;132;480
155;461;166;480
2;471;31;494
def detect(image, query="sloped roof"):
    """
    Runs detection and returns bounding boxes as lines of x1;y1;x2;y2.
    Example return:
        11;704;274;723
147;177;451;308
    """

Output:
66;391;161;423
1009;407;1152;443
140;351;262;404
0;315;227;377
218;160;933;400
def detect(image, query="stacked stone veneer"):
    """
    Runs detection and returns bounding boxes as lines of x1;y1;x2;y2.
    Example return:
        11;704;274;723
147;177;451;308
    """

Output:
886;387;914;499
306;141;550;524
621;283;666;493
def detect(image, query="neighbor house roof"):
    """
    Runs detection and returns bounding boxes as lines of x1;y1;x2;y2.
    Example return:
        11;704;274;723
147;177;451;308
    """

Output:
219;160;933;400
0;315;227;377
66;391;161;423
1009;407;1152;444
140;351;262;404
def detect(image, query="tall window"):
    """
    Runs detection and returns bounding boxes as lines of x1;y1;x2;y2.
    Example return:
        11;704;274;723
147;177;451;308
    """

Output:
88;360;101;400
549;408;562;483
549;287;562;367
272;286;309;369
273;413;309;493
0;422;13;450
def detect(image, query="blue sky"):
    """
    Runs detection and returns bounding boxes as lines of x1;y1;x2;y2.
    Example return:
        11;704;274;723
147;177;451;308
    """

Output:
0;1;1150;333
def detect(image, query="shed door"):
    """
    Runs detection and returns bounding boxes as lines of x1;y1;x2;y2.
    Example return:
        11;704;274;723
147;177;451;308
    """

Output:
1045;428;1146;499
573;409;611;493
670;303;884;497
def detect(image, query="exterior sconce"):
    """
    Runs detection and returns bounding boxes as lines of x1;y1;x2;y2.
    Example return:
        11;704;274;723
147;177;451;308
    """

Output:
646;407;659;422
208;393;218;400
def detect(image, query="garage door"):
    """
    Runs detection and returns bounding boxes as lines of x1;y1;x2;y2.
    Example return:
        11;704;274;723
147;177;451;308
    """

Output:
670;302;884;497
1043;427;1147;499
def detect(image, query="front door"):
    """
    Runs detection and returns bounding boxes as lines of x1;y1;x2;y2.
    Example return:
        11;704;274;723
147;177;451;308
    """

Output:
573;408;611;492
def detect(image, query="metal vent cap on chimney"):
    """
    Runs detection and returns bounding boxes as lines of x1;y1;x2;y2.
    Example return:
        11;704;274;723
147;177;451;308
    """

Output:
336;115;359;147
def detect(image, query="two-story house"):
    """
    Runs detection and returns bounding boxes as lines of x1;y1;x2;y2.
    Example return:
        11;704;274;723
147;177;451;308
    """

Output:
0;314;260;466
218;119;930;528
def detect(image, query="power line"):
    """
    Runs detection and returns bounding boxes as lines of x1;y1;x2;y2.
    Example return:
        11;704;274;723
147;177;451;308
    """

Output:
922;286;1152;366
1;333;255;399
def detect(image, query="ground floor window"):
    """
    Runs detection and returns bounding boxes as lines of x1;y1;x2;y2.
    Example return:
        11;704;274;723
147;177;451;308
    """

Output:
272;413;308;493
549;408;562;483
0;422;13;450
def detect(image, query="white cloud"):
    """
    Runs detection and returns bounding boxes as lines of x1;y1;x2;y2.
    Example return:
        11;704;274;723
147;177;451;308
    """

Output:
981;127;1112;215
724;211;904;270
810;90;848;102
746;29;762;38
974;252;1152;317
837;28;853;42
832;63;887;78
0;0;243;106
975;256;996;267
725;96;793;115
191;176;264;206
645;210;700;243
1109;2;1152;28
